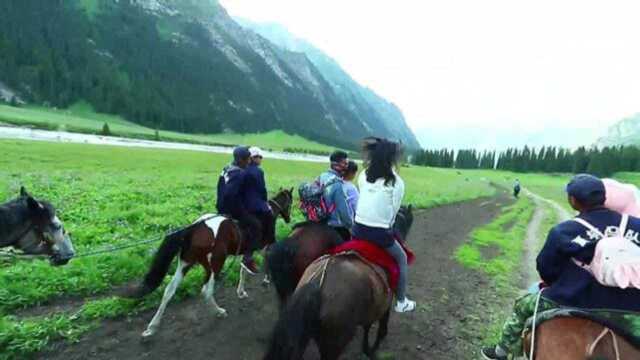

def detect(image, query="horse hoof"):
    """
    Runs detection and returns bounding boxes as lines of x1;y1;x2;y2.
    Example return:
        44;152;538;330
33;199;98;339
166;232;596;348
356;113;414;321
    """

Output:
142;329;155;337
237;291;249;299
217;308;228;317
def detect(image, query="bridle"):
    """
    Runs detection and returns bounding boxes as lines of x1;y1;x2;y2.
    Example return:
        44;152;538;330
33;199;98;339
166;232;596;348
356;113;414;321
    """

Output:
269;191;292;218
11;220;52;249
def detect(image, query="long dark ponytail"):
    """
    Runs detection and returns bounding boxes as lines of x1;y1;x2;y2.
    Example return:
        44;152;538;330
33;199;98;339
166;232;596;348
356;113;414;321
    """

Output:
362;137;402;186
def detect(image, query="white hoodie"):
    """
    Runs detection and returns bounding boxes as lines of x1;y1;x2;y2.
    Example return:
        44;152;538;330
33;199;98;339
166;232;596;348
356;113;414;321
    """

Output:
355;170;405;229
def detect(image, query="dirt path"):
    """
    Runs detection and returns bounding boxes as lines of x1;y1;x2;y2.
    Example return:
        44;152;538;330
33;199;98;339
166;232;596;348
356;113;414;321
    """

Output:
520;190;573;289
522;194;545;288
40;196;508;360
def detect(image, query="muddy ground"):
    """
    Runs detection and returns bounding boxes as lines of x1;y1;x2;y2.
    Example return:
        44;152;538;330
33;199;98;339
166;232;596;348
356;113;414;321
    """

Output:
40;193;510;360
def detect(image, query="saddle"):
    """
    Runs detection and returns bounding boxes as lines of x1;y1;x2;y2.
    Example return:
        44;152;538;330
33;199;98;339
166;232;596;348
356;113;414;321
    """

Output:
524;308;640;349
328;239;415;292
301;251;390;294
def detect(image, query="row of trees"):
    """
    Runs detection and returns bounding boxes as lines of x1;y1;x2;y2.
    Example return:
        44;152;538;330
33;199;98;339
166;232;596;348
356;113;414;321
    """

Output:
412;149;497;170
412;145;640;177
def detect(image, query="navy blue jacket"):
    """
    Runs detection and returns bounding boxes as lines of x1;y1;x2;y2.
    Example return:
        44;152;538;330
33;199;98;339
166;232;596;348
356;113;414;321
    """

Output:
216;165;248;218
244;164;270;214
538;208;640;311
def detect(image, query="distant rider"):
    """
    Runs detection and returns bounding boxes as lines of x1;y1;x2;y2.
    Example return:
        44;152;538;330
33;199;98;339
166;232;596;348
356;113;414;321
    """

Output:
245;146;276;255
482;174;640;360
353;137;416;313
216;146;261;274
319;150;353;242
513;179;521;198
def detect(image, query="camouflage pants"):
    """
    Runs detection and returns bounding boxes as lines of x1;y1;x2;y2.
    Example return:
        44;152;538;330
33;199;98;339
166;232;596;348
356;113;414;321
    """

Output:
499;293;640;357
498;293;557;356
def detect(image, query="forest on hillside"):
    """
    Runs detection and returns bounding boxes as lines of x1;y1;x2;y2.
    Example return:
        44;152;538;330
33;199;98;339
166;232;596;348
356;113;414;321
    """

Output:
0;0;376;150
413;146;640;177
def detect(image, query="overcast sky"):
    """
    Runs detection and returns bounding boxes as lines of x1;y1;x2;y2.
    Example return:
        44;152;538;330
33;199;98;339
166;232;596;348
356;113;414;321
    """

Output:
220;0;640;136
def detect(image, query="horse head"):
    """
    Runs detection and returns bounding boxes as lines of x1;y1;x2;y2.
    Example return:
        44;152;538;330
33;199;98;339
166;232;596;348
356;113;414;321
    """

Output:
19;187;75;266
271;187;294;224
394;204;414;242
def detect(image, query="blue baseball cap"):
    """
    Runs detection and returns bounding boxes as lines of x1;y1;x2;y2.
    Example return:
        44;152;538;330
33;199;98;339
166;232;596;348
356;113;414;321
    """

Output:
233;146;251;161
566;174;606;206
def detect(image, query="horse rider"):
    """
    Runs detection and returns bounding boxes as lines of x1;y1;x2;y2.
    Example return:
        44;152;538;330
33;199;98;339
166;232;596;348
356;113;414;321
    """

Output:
343;160;359;220
353;137;416;313
216;146;262;274
482;174;640;360
513;179;521;198
319;150;354;242
244;146;276;259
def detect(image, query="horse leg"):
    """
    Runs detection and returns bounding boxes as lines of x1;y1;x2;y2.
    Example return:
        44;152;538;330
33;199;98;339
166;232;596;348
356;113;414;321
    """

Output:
142;259;189;337
262;246;272;286
201;263;228;318
361;325;373;358
318;328;354;360
237;263;249;299
370;309;390;354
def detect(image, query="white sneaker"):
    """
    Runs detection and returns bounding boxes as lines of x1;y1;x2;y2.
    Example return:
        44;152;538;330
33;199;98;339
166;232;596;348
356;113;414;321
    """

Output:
394;298;416;313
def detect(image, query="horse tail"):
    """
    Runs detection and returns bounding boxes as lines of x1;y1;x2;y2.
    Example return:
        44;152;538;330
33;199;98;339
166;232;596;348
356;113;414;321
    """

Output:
266;239;298;306
264;282;322;360
125;227;191;299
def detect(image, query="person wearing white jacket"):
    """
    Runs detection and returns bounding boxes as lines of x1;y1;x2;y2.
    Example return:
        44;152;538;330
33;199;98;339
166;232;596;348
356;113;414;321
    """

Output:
353;137;416;313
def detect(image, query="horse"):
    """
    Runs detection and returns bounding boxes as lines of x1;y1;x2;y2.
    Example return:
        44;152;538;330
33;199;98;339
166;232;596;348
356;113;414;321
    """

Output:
263;208;415;360
0;187;75;266
523;317;640;359
266;205;414;307
126;188;293;337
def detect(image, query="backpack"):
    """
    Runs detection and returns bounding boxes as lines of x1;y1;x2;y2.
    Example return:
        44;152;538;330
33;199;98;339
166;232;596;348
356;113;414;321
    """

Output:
298;177;339;222
572;214;640;289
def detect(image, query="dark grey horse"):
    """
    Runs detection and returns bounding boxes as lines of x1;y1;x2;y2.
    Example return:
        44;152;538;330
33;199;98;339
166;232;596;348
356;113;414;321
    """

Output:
1;187;75;265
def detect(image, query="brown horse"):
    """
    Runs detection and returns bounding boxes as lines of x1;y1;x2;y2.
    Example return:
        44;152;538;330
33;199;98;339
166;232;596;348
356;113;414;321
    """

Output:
264;254;393;360
127;188;293;337
266;205;414;307
523;317;640;359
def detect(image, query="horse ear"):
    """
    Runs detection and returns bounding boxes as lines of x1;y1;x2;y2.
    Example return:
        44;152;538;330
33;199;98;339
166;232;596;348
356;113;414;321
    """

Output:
20;186;28;197
26;196;44;212
289;187;293;193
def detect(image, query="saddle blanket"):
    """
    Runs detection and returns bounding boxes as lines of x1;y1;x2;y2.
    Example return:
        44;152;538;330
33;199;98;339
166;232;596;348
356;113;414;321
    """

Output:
525;307;640;349
195;214;227;237
329;239;415;292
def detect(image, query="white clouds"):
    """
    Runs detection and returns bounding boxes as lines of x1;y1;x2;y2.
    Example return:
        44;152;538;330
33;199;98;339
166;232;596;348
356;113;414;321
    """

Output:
220;0;640;137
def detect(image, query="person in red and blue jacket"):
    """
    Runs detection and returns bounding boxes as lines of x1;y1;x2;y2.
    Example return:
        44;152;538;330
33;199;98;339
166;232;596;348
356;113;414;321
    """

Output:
482;174;640;360
216;146;262;274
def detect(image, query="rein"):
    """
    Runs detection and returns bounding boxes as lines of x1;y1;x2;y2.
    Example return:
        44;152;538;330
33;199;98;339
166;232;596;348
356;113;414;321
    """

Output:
588;327;620;359
269;191;292;216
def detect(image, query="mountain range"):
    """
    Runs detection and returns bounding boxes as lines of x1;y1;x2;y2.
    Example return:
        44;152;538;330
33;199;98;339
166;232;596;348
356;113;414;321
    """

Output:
0;0;419;150
596;114;640;147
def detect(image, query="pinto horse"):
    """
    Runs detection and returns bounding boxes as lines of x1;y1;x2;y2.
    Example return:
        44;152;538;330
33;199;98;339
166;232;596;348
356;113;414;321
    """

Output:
523;317;640;360
267;205;414;307
127;188;293;337
1;187;75;265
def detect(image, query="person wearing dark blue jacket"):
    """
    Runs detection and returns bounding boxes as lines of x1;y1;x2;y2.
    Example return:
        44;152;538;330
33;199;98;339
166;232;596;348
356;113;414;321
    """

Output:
245;147;275;251
482;174;640;360
216;146;262;274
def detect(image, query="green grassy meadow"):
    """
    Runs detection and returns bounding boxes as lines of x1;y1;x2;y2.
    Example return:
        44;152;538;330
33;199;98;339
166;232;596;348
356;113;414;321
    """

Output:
0;103;336;153
0;140;495;359
2;138;638;359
